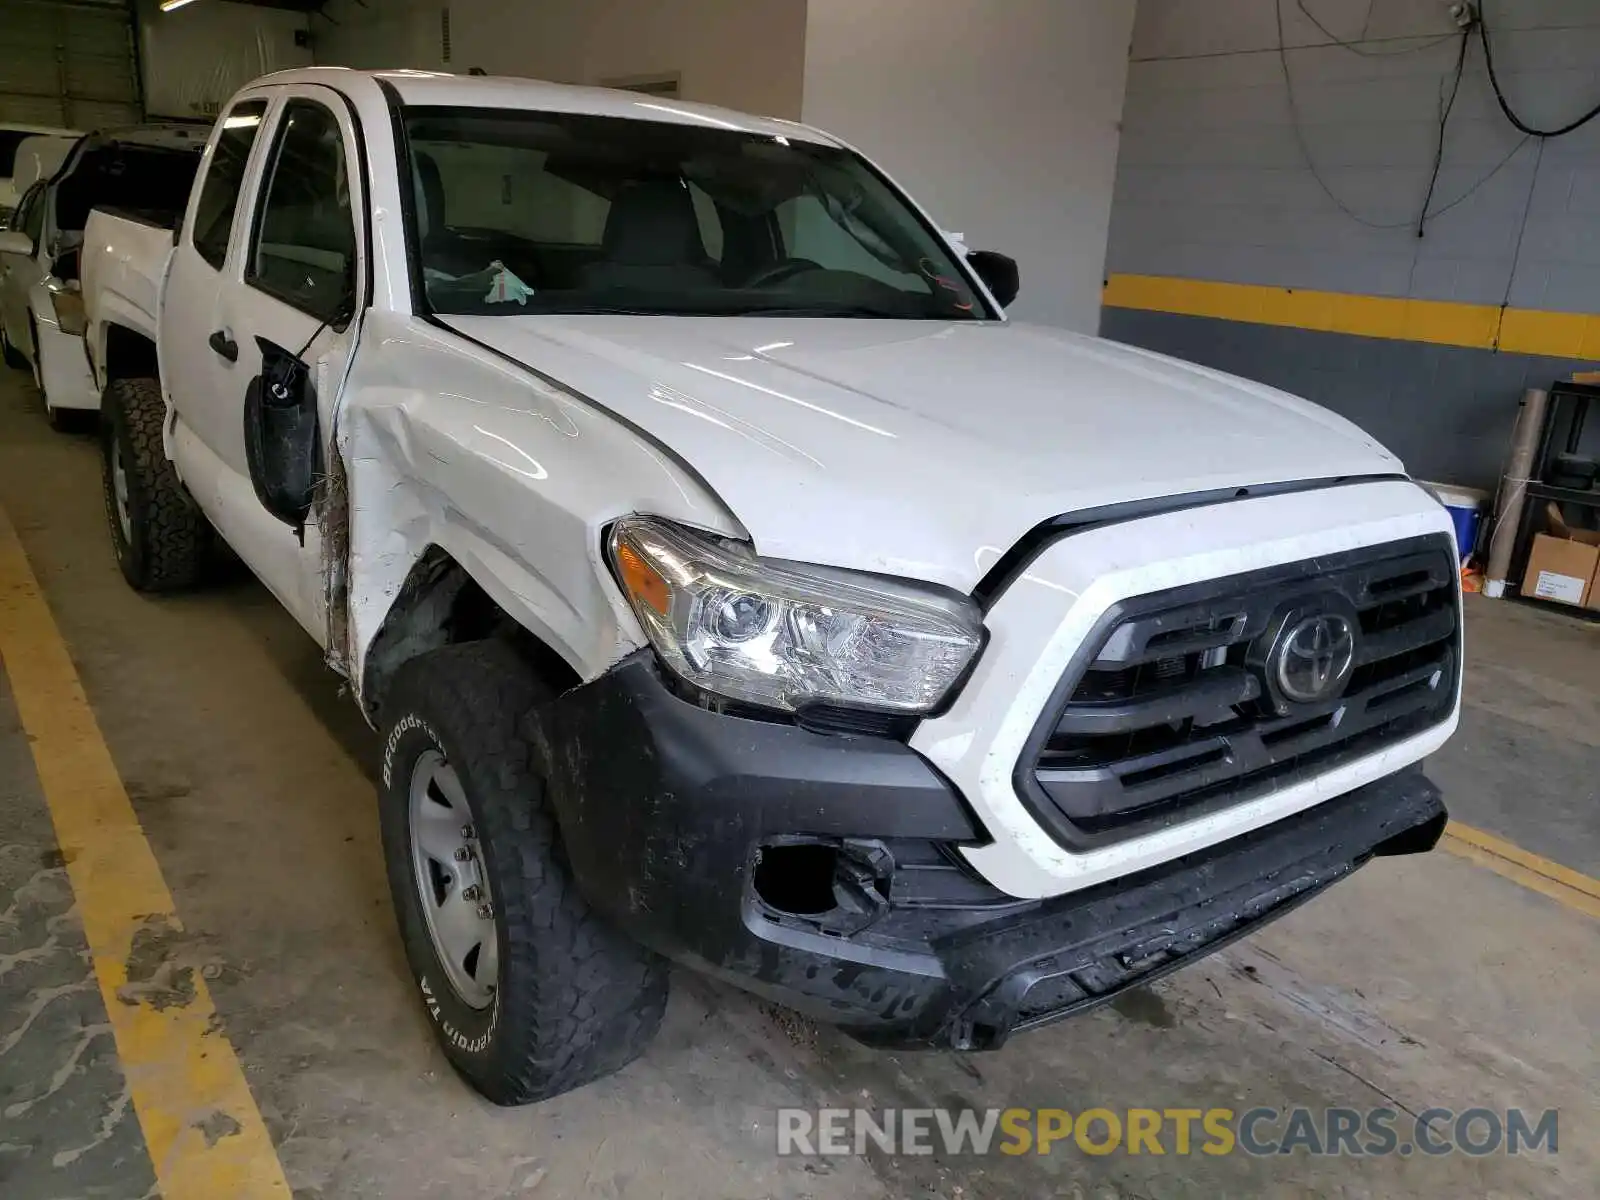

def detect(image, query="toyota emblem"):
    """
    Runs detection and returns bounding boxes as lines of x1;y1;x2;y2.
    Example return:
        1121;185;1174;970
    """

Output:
1274;613;1357;704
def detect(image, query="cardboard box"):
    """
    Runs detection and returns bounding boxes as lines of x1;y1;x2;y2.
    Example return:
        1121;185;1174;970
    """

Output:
1521;502;1600;609
1524;533;1600;607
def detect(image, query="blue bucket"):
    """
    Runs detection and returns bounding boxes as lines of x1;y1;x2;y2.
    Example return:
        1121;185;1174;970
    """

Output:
1424;484;1488;563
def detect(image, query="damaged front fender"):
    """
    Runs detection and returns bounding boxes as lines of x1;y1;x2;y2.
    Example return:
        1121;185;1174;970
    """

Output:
330;311;742;712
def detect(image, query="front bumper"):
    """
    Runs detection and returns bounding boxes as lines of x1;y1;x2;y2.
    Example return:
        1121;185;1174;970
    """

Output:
31;291;98;411
535;651;1447;1049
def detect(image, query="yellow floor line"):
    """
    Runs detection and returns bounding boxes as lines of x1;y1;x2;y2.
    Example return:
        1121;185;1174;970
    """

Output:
1441;822;1600;920
0;506;292;1198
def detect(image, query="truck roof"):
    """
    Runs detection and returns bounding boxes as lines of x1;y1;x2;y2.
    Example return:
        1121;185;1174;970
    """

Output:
250;66;837;147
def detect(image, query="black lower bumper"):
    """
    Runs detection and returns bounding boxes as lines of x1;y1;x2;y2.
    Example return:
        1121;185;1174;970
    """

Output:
534;652;1447;1050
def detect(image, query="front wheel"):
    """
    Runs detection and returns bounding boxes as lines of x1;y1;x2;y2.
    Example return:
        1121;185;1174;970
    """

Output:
378;640;668;1105
100;377;210;591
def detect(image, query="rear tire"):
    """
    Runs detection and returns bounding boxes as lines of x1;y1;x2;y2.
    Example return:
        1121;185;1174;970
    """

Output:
378;640;668;1105
101;377;210;591
48;404;94;434
1;324;24;369
28;315;44;400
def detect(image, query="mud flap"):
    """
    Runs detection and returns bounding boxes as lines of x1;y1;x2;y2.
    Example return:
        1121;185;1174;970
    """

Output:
243;336;321;541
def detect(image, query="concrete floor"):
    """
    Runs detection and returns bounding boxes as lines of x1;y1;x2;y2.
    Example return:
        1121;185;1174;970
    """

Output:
0;369;1596;1199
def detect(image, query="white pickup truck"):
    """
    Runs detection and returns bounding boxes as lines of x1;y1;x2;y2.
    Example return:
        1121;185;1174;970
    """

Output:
81;68;1461;1106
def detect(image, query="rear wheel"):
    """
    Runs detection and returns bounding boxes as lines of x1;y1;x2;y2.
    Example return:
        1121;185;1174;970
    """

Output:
28;315;43;398
100;377;210;591
1;323;25;369
47;404;94;433
379;640;668;1105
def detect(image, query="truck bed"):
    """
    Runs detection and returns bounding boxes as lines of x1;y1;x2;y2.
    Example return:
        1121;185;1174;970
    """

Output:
81;206;175;384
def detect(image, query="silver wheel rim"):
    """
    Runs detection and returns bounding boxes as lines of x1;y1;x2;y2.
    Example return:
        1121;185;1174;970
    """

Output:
110;437;132;542
408;749;498;1009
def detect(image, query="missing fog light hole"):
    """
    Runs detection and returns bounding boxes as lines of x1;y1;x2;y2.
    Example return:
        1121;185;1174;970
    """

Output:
753;843;840;916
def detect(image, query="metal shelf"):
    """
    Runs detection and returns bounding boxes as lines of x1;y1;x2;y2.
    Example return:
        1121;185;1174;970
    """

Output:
1525;482;1600;508
1507;382;1600;597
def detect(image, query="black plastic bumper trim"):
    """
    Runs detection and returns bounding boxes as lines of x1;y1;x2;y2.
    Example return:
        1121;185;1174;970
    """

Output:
530;649;1447;1049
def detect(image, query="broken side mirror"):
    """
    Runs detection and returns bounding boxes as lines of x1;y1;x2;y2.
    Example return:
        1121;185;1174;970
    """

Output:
968;250;1019;308
243;337;320;540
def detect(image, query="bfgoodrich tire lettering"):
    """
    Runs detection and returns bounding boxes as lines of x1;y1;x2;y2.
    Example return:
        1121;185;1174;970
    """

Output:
378;640;668;1105
100;377;209;591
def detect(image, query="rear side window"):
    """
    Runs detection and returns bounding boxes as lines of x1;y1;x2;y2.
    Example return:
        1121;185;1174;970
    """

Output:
191;100;268;270
247;99;357;323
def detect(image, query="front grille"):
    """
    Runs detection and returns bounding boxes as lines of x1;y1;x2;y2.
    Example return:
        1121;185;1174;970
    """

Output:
1014;535;1459;849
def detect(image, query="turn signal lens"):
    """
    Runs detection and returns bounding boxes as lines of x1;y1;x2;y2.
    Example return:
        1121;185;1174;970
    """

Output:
615;540;672;615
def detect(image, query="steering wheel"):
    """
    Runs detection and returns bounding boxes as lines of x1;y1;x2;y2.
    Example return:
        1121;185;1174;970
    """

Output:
742;258;823;289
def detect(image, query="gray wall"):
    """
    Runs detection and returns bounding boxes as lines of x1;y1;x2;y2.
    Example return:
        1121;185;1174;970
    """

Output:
1100;308;1596;489
1102;0;1600;488
803;0;1137;332
316;0;808;120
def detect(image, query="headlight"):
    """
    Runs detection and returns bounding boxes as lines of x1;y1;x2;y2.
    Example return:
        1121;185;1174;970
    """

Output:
608;516;984;714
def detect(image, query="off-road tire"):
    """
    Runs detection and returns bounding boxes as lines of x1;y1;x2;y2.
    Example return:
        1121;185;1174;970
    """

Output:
101;377;209;591
0;324;24;369
379;640;668;1105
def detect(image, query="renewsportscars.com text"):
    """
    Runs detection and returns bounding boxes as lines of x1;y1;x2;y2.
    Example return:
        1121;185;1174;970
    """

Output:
776;1106;1558;1158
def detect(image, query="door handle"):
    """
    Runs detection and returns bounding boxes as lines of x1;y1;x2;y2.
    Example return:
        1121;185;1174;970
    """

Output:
208;329;238;362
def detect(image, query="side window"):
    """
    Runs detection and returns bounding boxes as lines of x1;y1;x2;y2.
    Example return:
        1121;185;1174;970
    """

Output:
192;100;268;270
247;99;357;323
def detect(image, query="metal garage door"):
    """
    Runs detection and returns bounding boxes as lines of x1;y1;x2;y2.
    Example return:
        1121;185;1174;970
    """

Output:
0;0;140;128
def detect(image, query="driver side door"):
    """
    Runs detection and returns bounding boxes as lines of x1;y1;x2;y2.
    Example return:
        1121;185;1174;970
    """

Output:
166;87;365;644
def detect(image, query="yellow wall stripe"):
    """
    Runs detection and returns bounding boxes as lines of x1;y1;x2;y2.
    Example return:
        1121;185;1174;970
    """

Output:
1103;273;1600;361
0;507;293;1199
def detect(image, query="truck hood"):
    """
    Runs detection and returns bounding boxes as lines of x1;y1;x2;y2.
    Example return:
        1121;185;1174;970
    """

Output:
441;315;1404;592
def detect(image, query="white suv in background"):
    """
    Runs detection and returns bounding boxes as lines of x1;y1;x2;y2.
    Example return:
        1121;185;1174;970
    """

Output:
0;125;203;426
0;123;81;227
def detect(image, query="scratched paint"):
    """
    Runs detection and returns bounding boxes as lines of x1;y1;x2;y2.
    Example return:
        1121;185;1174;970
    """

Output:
0;505;293;1199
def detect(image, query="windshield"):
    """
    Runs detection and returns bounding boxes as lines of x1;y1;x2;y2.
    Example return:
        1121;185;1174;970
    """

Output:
402;107;991;320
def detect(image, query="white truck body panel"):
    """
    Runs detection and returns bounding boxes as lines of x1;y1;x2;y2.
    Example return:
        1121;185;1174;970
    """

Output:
336;310;741;690
82;208;172;390
29;277;97;411
911;478;1458;897
442;314;1403;593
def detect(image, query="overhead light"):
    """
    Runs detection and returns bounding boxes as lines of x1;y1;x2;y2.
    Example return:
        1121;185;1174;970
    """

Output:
160;0;201;11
